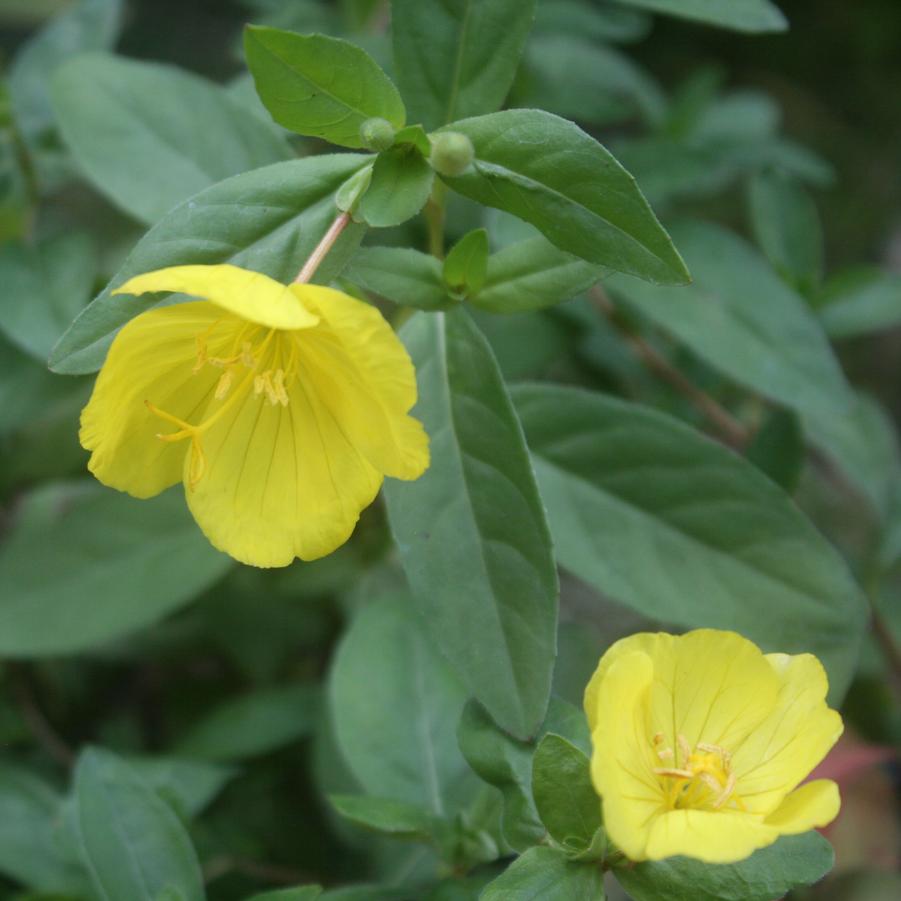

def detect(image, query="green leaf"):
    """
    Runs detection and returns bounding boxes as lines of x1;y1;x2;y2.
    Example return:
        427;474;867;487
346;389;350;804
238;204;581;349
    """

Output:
481;847;604;900
383;310;558;738
512;383;867;701
0;481;231;657
344;247;450;310
359;145;434;227
125;757;235;817
74;748;204;901
392;0;537;131
246;888;323;901
611;0;787;33
607;220;853;422
0;232;95;361
517;36;665;127
616;831;834;901
803;390;901;516
818;266;901;339
439;110;689;285
8;0;123;139
534;0;651;44
0;762;88;894
457;697;589;851
49;153;368;375
329;593;478;814
748;168;823;292
174;684;319;762
244;26;405;148
51;52;293;225
744;408;804;493
470;237;603;314
531;735;601;855
329;795;436;840
394;124;432;156
443;228;488;294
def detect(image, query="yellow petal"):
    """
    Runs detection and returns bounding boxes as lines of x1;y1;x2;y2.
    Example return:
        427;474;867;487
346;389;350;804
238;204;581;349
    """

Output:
292;284;429;480
733;654;842;813
585;630;779;753
185;334;383;567
115;265;320;331
80;301;225;497
645;808;779;863
764;779;840;833
589;650;665;862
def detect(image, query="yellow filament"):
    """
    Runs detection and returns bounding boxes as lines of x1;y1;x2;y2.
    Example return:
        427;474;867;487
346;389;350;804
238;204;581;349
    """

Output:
652;733;743;812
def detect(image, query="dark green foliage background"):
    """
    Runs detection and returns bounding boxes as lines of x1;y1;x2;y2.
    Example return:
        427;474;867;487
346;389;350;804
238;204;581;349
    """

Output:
1;1;899;900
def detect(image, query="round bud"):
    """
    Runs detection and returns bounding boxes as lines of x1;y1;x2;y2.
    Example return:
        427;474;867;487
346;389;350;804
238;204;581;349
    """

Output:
429;132;475;177
359;117;395;152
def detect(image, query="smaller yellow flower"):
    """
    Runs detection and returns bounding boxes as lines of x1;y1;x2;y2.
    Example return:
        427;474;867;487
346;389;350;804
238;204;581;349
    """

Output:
584;629;842;864
80;264;429;567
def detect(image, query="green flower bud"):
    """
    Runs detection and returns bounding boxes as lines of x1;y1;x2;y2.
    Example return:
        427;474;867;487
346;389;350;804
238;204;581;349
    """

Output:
359;117;395;152
429;131;475;177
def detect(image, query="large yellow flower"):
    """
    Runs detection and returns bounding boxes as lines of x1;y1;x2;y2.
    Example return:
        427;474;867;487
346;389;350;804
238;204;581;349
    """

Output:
584;629;842;864
80;264;429;567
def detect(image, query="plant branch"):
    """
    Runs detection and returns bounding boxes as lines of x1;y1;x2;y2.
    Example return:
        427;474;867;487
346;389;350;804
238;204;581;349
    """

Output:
294;210;351;284
424;181;447;259
591;285;750;448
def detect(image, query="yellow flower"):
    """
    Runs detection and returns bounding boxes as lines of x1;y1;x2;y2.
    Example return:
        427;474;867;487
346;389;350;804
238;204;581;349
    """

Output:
584;629;842;864
80;264;429;567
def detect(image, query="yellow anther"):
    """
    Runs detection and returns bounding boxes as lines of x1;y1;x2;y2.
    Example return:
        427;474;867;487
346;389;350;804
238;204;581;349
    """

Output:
678;735;692;766
215;370;233;400
651;732;742;813
241;341;256;367
272;368;289;406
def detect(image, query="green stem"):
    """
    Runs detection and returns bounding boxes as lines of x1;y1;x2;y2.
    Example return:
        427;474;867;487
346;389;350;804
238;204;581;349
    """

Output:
424;181;447;259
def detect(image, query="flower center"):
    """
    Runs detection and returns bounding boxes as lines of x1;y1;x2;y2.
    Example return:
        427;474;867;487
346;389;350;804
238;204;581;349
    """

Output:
652;733;745;812
145;321;299;489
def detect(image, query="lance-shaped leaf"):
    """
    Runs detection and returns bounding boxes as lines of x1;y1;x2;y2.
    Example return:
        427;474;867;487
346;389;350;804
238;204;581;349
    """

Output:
438;109;689;285
74;748;204;901
481;847;604;900
49;154;368;375
358;145;434;227
329;594;479;815
818;266;901;339
0;481;231;657
616;831;834;901
470;237;604;314
512;383;867;701
344;247;450;310
244;26;405;147
611;0;787;33
52;52;293;225
606;220;853;423
392;0;537;131
384;310;558;739
443;228;489;295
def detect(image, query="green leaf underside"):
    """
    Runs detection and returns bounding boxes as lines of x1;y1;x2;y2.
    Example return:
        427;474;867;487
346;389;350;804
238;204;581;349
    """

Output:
512;383;866;701
606;220;853;423
384;310;558;739
244;27;405;148
531;734;601;852
0;233;95;361
329;594;478;815
345;247;449;310
471;237;604;313
359;145;435;227
49;154;369;375
0;762;88;893
74;749;204;901
610;0;787;33
0;482;231;657
174;684;319;761
52;52;293;225
819;266;901;339
616;831;834;901
481;846;604;900
329;795;435;839
392;0;537;131
439;109;689;285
